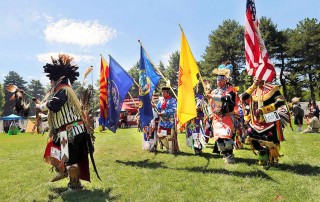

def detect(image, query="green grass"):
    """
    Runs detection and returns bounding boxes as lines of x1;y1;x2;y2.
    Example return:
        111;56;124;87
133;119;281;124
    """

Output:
0;125;319;202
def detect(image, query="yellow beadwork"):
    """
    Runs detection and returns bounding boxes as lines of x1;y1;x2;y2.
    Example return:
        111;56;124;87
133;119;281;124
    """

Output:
261;104;276;114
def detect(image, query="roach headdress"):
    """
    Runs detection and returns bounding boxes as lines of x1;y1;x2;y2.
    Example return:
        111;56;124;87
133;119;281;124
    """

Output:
43;54;80;85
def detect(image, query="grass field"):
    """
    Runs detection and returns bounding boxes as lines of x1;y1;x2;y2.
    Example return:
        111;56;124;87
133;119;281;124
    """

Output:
0;125;319;202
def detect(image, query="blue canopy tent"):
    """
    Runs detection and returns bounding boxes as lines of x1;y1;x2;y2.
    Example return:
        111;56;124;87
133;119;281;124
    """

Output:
0;114;23;134
0;114;23;121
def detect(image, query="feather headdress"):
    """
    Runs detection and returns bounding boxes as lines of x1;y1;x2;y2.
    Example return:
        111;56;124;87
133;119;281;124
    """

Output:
213;60;233;78
212;68;230;78
43;54;79;84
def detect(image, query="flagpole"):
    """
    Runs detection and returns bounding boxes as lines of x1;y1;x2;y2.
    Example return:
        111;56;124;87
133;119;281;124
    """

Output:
138;40;177;99
128;92;139;109
133;79;139;88
178;24;207;94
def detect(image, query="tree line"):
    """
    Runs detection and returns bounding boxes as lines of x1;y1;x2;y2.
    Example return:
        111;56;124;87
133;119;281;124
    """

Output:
128;17;319;103
1;17;319;117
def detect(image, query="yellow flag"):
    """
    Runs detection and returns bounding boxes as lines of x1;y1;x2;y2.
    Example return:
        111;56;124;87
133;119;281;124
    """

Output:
177;29;199;125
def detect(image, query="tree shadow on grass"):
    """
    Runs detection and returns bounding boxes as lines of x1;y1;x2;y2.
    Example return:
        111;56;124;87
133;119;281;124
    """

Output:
235;147;252;151
150;150;220;169
179;151;223;168
116;159;169;169
273;163;320;176
47;187;118;202
234;156;259;166
180;166;273;180
235;157;320;176
115;159;273;180
176;151;221;159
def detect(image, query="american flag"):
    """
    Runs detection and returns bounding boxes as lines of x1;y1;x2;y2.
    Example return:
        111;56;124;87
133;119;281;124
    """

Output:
245;0;276;82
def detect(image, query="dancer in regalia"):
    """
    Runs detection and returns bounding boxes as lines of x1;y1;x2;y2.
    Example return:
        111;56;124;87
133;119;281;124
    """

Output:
206;62;238;164
35;54;96;190
186;94;206;155
142;109;158;152
242;77;286;167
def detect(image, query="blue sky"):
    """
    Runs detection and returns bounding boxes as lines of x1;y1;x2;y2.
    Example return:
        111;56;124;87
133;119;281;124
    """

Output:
0;0;319;86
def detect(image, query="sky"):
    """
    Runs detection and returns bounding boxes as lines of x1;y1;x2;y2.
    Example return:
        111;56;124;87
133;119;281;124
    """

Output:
0;0;319;86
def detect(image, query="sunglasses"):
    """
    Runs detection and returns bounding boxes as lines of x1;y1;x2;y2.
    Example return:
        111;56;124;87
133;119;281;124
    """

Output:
217;75;226;81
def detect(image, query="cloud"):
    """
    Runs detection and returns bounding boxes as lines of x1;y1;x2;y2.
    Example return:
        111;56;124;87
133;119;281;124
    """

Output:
160;53;171;67
37;52;95;63
0;73;7;81
0;9;47;37
44;19;117;46
161;53;171;61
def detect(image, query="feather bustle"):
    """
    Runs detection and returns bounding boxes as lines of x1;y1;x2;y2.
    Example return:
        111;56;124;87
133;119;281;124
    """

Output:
6;84;18;92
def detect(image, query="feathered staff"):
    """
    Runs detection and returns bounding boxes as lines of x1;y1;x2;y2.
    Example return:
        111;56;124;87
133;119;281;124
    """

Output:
82;66;93;87
6;84;31;117
79;66;95;142
78;66;101;180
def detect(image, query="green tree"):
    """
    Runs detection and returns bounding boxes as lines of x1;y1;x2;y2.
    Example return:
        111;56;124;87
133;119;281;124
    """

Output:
286;18;320;100
259;17;290;99
72;81;82;94
128;62;139;98
2;71;28;116
156;61;167;95
201;19;244;88
165;51;180;96
27;80;45;99
94;79;101;116
26;79;45;116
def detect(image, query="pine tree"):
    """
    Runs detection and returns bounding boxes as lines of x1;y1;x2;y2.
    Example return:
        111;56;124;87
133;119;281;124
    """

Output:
201;19;244;88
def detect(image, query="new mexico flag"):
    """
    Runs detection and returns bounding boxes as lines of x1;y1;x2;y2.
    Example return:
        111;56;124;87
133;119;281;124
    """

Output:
177;28;199;125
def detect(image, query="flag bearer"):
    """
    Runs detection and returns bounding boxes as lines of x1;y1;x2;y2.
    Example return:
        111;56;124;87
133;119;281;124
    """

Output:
242;77;286;167
155;86;177;153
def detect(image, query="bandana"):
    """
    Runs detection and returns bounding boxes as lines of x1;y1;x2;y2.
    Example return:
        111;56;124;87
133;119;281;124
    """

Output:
161;95;172;110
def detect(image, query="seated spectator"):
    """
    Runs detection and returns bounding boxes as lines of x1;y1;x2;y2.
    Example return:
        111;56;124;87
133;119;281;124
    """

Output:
302;112;320;133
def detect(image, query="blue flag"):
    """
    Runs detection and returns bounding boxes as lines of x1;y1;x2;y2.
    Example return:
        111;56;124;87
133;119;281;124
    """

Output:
141;47;161;98
105;55;134;133
139;46;161;128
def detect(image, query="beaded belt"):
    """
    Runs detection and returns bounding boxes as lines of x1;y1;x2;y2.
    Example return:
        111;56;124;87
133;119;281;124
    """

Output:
59;121;83;132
